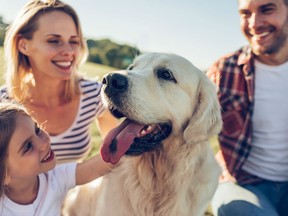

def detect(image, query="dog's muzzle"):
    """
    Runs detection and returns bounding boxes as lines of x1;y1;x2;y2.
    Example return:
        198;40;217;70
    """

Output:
100;72;172;165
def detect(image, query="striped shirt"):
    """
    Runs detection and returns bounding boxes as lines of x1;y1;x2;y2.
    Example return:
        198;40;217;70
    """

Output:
207;46;263;184
0;79;105;163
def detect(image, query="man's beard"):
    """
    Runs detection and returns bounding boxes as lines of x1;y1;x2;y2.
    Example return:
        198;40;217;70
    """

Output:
252;18;288;55
263;29;288;55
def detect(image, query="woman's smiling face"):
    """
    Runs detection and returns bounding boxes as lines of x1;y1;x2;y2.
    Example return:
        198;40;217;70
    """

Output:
18;10;81;81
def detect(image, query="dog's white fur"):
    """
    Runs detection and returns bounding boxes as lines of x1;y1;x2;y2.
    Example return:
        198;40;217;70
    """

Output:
65;53;221;216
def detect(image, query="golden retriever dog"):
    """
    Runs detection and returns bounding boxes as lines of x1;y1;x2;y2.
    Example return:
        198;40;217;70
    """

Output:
65;52;222;216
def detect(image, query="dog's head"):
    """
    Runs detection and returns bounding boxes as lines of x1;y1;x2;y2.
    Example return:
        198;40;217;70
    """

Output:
100;52;222;164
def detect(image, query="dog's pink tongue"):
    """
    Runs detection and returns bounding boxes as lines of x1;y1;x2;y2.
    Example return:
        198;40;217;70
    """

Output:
100;119;144;164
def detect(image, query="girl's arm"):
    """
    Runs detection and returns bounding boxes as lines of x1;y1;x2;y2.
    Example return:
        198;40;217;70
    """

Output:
75;153;114;185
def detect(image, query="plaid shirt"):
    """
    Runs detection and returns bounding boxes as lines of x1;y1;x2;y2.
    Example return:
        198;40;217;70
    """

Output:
207;46;263;184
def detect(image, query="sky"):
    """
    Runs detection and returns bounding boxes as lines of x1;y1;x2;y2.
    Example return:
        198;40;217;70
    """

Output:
0;0;247;70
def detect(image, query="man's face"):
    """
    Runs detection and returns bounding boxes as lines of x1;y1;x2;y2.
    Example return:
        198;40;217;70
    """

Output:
239;0;288;56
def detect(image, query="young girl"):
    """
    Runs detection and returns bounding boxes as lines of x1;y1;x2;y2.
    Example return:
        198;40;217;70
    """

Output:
0;101;112;215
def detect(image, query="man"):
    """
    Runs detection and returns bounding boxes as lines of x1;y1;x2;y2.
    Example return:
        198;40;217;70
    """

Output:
207;0;288;215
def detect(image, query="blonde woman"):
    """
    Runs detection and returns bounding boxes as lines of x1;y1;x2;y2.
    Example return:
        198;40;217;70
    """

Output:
2;0;118;163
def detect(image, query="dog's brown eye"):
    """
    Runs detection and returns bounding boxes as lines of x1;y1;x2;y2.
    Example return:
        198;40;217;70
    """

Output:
156;67;176;83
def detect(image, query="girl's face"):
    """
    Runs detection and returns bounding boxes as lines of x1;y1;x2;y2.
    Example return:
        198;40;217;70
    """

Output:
6;114;56;183
18;10;80;81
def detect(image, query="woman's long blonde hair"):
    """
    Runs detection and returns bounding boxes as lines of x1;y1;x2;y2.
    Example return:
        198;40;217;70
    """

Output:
4;0;88;102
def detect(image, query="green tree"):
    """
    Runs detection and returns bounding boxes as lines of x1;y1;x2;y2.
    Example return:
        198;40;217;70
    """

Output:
87;38;140;69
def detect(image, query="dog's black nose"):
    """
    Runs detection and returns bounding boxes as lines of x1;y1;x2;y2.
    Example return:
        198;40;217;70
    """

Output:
102;73;128;95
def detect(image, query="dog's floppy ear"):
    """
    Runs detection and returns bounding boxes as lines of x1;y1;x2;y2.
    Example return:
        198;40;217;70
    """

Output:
184;76;222;143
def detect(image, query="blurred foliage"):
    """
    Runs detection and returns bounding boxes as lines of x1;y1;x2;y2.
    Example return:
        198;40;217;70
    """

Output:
87;38;140;69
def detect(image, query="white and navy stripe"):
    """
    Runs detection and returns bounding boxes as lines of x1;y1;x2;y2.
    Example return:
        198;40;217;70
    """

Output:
51;79;104;162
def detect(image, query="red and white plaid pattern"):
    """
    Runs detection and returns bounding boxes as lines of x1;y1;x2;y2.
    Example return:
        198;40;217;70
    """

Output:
207;46;263;184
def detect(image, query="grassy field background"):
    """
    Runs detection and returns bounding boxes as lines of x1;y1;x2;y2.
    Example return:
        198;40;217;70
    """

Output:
0;47;217;215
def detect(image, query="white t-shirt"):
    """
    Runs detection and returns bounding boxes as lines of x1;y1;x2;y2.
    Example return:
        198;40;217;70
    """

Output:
0;163;76;216
242;60;288;181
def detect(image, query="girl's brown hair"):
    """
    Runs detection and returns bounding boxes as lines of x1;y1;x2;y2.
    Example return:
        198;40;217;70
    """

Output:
0;101;29;196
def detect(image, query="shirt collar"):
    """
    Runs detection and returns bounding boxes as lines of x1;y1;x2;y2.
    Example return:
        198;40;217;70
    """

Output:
237;46;255;77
